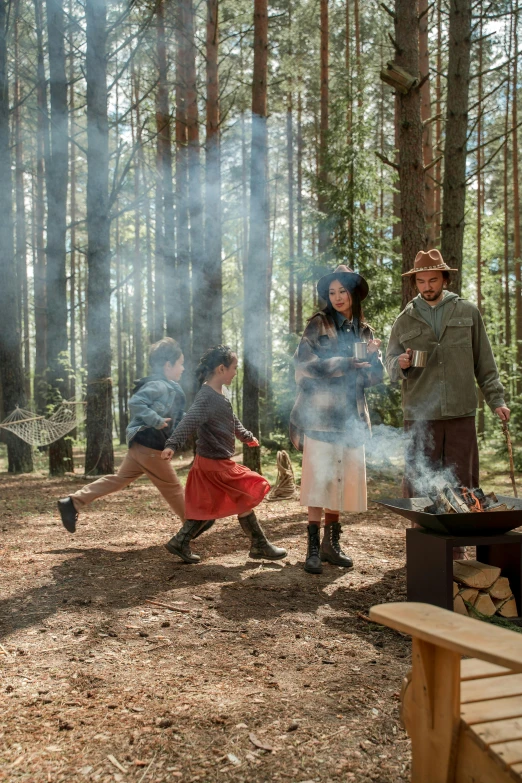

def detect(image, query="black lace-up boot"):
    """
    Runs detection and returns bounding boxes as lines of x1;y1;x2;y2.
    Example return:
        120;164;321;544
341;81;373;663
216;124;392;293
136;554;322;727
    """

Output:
192;520;215;539
238;512;287;560
165;520;208;563
320;522;353;568
304;524;322;574
58;497;78;533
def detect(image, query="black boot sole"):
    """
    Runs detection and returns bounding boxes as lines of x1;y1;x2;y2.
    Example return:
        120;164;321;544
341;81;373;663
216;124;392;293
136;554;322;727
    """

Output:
164;541;200;564
320;554;354;569
304;561;323;574
248;550;287;561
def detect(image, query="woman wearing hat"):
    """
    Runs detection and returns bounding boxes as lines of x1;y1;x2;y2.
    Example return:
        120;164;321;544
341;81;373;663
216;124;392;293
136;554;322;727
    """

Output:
289;265;383;574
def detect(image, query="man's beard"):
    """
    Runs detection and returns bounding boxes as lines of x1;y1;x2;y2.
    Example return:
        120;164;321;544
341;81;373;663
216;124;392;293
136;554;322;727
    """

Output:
421;290;443;301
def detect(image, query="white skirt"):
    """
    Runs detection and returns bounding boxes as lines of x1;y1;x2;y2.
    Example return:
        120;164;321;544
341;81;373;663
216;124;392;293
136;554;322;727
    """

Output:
300;435;367;512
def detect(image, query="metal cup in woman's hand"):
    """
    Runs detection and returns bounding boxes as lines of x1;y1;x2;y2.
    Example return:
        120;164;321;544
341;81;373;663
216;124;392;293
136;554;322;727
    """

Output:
411;350;428;368
354;342;368;360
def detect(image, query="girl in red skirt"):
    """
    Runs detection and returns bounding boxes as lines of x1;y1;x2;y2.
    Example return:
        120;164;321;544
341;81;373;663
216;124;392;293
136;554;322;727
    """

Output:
161;346;287;564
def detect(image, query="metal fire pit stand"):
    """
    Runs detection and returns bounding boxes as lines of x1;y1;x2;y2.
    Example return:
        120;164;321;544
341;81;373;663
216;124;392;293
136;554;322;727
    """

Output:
406;527;522;614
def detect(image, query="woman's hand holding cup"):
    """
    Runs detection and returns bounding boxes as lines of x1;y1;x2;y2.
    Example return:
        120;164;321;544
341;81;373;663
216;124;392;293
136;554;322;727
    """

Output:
367;338;382;354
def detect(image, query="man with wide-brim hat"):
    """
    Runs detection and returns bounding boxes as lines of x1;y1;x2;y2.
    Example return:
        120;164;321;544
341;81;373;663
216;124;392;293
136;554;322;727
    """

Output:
386;250;510;553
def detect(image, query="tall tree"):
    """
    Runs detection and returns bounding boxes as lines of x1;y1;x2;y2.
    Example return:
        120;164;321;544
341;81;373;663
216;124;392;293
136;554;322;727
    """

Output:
393;0;427;306
419;0;435;242
512;0;522;391
84;0;114;475
186;0;206;375
440;0;471;293
243;0;269;471
46;0;73;473
33;0;48;413
0;0;33;472
317;0;329;260
204;0;222;346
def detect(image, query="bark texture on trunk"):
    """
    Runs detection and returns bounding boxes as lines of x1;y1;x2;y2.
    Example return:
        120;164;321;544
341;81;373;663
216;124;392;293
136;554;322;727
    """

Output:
419;0;435;242
204;0;222;347
317;0;329;259
440;0;471;295
46;0;73;473
395;0;427;308
85;0;114;475
243;0;269;472
0;0;33;472
34;0;48;414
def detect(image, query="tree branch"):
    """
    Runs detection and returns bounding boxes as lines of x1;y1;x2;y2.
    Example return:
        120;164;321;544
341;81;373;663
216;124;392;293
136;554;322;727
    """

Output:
380;2;396;20
424;154;443;173
375;151;399;170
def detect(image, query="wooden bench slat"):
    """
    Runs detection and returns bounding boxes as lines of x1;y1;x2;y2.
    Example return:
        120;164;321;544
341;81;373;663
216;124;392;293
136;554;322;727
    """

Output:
462;695;522;725
461;659;514;681
462;674;522;704
473;718;522;745
511;762;522;774
369;602;522;672
489;741;522;766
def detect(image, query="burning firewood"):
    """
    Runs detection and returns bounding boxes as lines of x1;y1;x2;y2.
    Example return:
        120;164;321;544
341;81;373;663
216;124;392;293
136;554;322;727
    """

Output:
424;486;514;514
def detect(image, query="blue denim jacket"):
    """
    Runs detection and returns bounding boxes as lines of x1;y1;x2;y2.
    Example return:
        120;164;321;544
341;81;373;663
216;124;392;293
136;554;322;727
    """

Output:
126;375;186;446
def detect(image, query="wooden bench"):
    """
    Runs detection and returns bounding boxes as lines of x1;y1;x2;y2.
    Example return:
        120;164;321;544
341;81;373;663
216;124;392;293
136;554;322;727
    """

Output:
369;602;522;783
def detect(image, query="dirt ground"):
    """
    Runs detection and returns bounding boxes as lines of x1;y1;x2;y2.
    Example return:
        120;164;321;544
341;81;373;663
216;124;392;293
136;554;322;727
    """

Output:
0;444;515;783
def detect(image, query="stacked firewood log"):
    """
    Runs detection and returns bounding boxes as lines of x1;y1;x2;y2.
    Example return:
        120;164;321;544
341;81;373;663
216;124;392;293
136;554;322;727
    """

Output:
453;560;518;618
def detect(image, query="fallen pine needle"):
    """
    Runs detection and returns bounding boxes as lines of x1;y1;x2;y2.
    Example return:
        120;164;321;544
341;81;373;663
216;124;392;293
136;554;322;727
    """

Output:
107;755;126;774
145;599;191;613
138;753;156;783
0;642;13;660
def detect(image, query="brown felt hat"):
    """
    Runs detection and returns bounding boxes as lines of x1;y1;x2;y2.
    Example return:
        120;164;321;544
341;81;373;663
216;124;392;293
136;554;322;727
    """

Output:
317;264;369;302
402;249;458;277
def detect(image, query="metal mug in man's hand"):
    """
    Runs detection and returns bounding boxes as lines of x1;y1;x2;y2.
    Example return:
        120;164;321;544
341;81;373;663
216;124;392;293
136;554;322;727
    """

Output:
411;350;428;368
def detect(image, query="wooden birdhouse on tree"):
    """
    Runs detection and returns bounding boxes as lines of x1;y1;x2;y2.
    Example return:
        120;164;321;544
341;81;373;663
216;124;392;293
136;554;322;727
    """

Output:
380;61;418;94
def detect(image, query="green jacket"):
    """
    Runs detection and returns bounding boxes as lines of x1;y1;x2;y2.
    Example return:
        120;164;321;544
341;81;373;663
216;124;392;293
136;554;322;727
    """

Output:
385;297;505;421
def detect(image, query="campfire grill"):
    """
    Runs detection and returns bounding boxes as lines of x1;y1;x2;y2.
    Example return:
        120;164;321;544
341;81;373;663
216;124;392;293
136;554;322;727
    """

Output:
378;495;522;536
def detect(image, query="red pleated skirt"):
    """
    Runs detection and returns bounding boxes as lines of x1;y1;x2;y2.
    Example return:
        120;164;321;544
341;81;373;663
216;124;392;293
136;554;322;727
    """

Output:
184;455;271;520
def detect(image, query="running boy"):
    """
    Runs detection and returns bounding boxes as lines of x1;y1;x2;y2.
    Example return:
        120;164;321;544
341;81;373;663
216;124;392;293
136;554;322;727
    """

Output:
161;345;287;564
57;337;186;533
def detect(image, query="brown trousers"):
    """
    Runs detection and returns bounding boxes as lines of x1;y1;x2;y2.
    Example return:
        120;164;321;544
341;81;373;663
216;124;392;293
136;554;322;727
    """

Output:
71;443;185;521
402;416;479;498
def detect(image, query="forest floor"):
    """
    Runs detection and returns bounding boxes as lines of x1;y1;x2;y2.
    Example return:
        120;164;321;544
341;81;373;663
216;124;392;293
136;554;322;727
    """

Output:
0;441;517;783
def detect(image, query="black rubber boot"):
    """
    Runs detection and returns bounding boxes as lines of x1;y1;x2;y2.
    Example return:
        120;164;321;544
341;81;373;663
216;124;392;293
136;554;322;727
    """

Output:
58;497;78;533
165;520;208;563
320;522;353;568
238;512;287;560
304;524;322;574
192;520;215;540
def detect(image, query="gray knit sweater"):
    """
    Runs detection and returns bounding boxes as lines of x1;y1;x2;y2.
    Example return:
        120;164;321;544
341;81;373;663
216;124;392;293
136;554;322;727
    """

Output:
165;384;254;459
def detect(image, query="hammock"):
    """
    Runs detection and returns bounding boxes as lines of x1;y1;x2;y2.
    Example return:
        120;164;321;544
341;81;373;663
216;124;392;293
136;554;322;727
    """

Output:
0;401;85;447
267;450;297;501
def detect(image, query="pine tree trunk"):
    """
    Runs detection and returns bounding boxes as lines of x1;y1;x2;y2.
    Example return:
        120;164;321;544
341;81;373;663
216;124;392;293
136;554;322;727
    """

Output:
394;0;427;308
434;0;442;244
419;0;435;242
205;0;222;346
243;0;269;472
46;0;73;473
174;0;191;384
157;0;176;352
68;0;76;400
287;92;296;333
132;67;143;378
186;0;206;379
317;0;329;260
0;0;33;472
296;85;304;334
476;15;484;435
34;0;48;414
85;0;114;475
513;0;522;393
440;0;471;294
504;21;512;376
